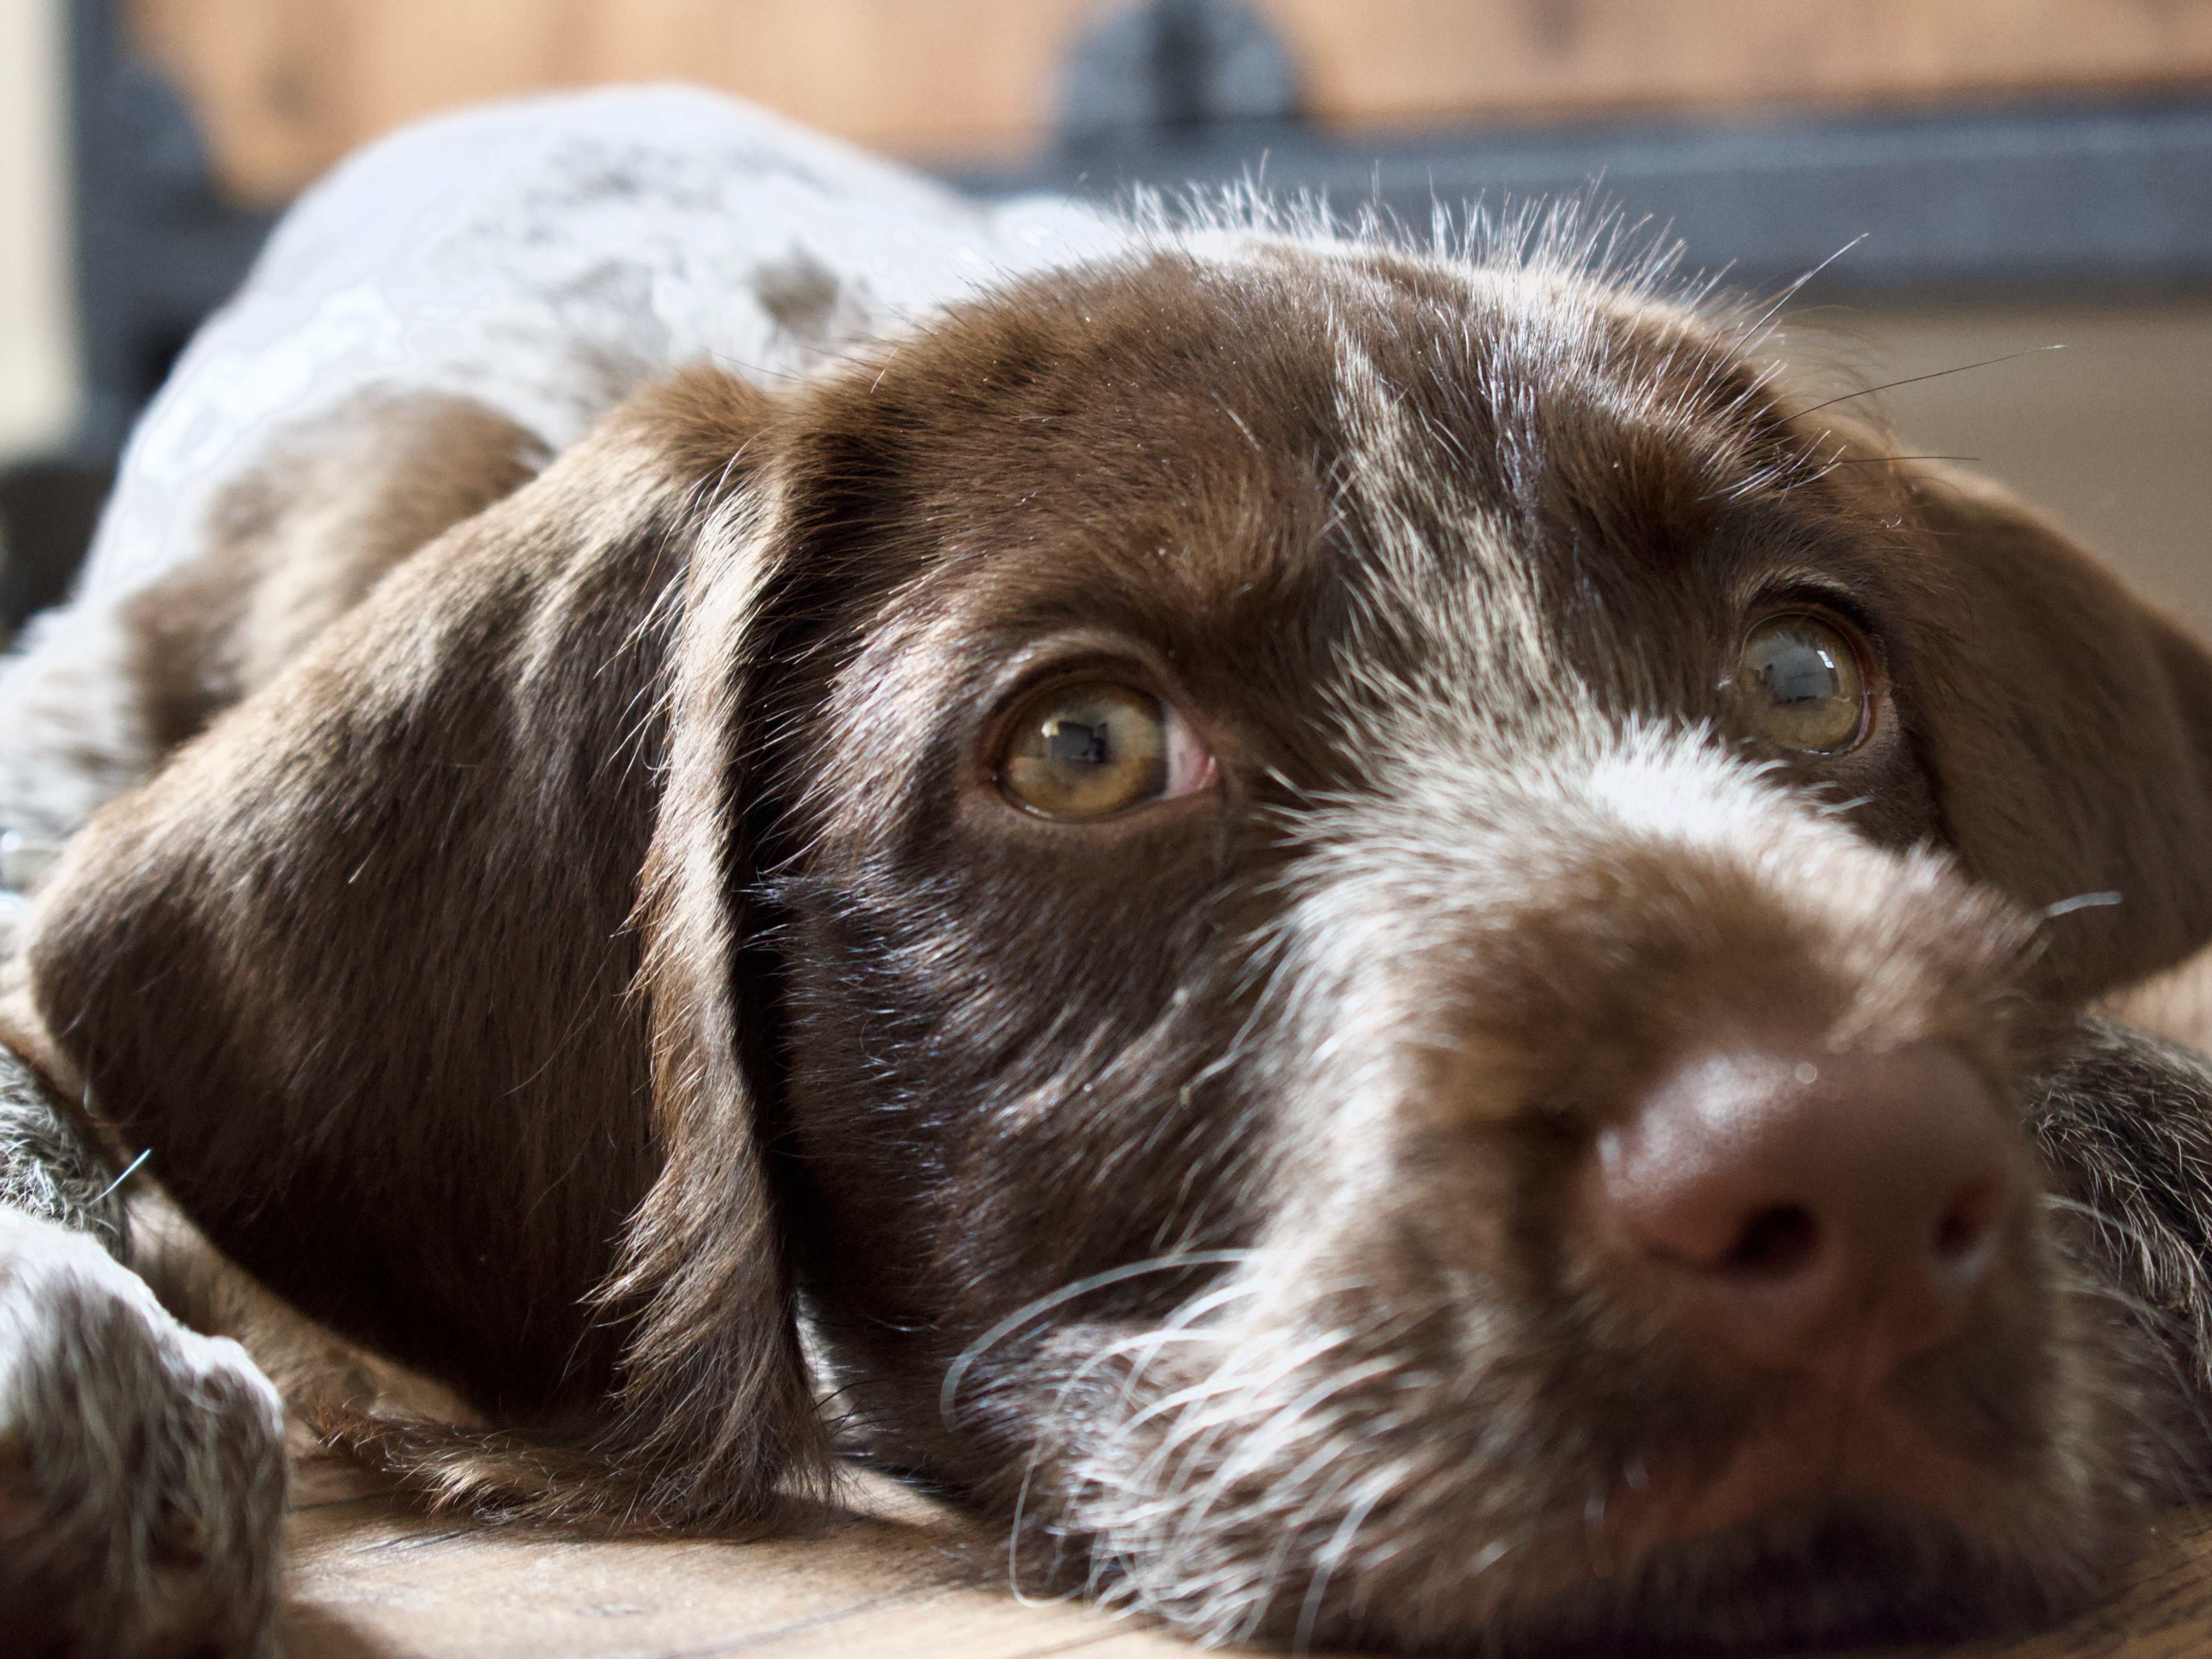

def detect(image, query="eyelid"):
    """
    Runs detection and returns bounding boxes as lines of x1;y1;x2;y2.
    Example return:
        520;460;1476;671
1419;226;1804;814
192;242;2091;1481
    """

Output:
1747;589;1886;657
1164;704;1216;799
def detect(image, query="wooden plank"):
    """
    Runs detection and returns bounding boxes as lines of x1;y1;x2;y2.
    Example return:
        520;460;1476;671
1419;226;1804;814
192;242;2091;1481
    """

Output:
1270;0;2212;132
278;1451;2212;1659
126;0;1099;200
280;1456;1201;1659
128;0;2212;203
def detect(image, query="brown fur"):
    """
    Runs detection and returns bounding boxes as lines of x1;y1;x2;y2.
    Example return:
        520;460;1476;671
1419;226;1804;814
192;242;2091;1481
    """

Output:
21;239;2212;1650
124;390;547;750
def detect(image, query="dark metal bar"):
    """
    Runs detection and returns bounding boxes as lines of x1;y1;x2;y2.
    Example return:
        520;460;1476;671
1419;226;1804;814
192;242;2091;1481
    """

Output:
952;92;2212;299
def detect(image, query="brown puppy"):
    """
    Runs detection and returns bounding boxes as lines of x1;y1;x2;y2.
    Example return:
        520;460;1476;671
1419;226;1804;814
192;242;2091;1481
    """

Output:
15;230;2212;1655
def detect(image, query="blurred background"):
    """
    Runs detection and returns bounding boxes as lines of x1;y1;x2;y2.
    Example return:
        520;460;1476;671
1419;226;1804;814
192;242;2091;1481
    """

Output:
0;0;2207;641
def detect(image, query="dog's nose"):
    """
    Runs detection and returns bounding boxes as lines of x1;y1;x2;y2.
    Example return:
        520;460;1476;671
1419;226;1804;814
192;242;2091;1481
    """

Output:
1596;1045;2018;1395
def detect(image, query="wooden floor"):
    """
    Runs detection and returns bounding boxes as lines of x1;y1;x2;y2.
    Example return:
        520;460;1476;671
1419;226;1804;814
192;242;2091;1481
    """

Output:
281;1455;1193;1659
281;1453;2212;1659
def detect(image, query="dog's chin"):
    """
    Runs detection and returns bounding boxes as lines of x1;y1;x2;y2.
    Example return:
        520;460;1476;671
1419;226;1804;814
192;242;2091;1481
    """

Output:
995;1314;2142;1657
1330;1507;2108;1658
1047;1494;2123;1658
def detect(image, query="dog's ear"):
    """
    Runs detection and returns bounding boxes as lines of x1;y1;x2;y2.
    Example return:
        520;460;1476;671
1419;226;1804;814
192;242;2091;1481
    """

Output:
593;426;838;1522
1898;464;2212;1001
27;365;827;1523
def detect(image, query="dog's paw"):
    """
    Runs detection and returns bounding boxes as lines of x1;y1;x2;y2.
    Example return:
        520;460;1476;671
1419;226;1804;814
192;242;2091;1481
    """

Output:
0;1212;286;1658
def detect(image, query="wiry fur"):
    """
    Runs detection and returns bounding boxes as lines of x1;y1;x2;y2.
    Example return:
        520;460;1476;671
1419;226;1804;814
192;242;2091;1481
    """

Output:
0;1046;286;1657
2033;1023;2212;1409
9;150;2212;1657
0;1048;127;1254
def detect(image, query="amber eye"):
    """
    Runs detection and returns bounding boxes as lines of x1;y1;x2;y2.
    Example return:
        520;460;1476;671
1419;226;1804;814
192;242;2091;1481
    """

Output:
997;682;1213;818
1736;614;1870;753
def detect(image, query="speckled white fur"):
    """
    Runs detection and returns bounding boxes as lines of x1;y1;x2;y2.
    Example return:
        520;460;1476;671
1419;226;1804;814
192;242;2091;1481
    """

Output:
0;84;1122;843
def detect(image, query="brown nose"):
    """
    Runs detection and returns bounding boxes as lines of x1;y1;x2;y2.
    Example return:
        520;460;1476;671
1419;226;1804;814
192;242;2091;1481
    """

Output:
1596;1045;2018;1396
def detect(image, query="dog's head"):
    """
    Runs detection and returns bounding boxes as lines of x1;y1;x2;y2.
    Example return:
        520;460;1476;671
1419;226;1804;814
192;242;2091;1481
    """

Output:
32;223;2212;1651
619;231;2212;1648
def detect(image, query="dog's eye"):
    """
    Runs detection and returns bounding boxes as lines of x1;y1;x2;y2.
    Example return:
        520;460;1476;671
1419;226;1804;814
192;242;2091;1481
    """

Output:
1737;614;1869;753
998;682;1213;818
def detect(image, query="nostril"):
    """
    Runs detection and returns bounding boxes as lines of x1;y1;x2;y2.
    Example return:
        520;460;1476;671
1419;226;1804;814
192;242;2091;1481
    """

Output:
1934;1177;2002;1260
1723;1204;1818;1277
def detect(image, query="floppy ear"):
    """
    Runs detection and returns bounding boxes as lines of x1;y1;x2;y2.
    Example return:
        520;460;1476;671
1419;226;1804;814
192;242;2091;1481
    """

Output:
1899;463;2212;1002
593;431;837;1523
26;365;826;1523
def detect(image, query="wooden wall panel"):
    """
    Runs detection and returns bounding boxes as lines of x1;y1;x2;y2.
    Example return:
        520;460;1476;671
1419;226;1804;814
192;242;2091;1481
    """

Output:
130;0;1100;200
130;0;2212;203
1271;0;2212;132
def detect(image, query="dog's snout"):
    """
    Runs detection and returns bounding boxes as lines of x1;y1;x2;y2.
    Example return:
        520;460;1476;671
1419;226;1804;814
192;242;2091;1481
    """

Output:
1596;1045;2017;1395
